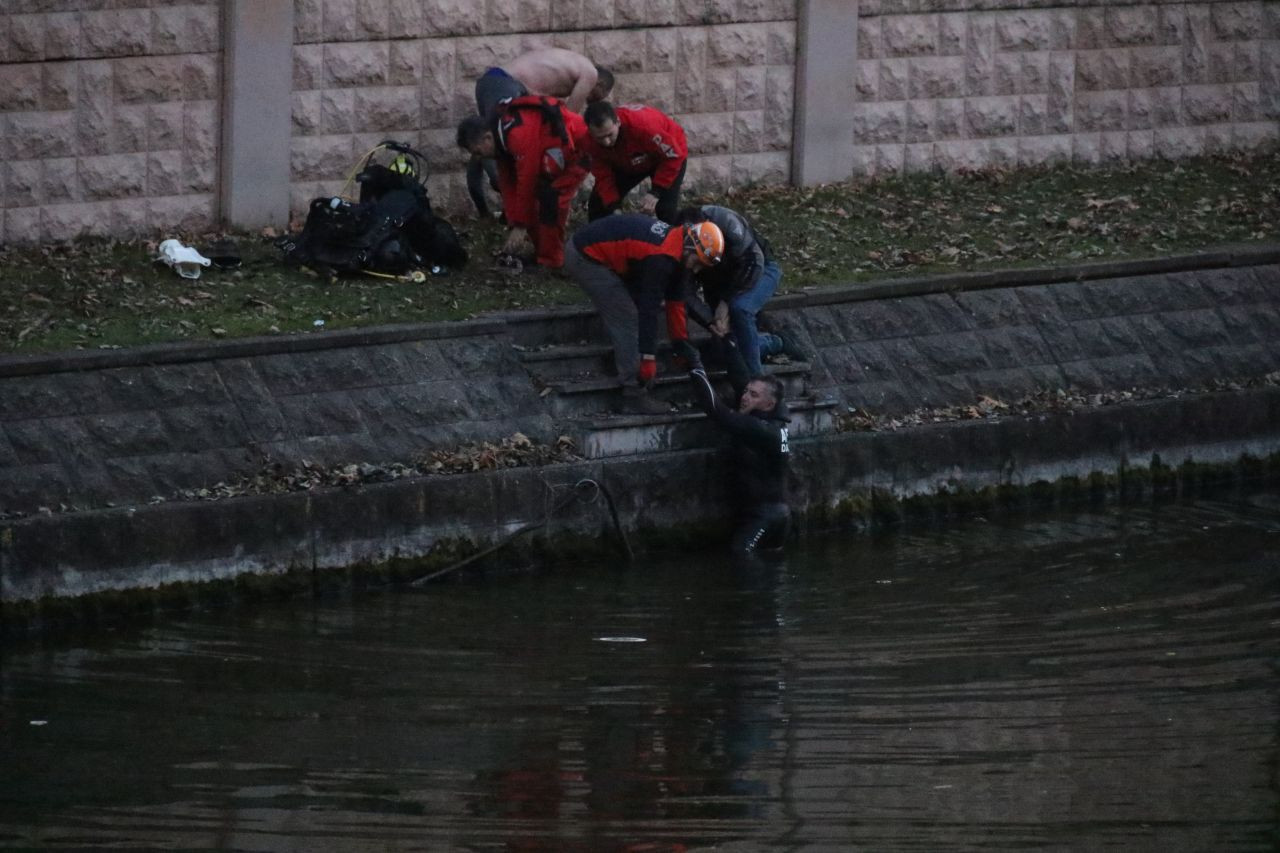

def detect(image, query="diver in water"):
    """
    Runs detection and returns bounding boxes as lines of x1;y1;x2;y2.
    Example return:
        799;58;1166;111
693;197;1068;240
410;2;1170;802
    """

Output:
685;344;791;557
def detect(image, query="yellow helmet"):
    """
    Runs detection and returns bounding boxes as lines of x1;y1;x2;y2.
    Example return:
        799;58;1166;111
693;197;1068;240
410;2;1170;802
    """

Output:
389;154;415;176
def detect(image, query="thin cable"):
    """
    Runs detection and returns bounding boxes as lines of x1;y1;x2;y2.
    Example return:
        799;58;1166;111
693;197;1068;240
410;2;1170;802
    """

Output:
337;142;388;200
405;478;611;587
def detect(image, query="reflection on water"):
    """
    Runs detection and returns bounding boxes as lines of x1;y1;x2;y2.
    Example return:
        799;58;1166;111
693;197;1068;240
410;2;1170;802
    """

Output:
3;496;1279;851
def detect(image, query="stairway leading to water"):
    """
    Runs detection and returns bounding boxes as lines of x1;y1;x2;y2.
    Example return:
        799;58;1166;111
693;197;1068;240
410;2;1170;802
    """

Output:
502;307;837;459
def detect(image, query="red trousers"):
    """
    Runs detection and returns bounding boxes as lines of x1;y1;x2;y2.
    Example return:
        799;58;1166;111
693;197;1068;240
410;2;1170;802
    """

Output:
531;163;587;268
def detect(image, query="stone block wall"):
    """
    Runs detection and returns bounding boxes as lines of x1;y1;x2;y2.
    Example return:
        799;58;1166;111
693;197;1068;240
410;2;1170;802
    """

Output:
789;263;1280;416
288;0;798;213
0;323;553;516
2;1;1276;242
0;2;222;245
3;256;1277;517
852;0;1279;175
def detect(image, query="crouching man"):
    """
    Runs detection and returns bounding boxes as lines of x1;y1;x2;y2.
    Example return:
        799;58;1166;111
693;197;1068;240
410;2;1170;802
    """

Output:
456;95;588;270
467;50;614;219
687;349;791;557
563;214;724;414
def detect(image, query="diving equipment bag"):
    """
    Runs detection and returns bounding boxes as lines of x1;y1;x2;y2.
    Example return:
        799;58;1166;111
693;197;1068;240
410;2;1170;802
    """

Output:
279;141;467;277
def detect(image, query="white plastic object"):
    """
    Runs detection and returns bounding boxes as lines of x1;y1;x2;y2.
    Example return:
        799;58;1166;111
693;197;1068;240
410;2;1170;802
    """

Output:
157;239;212;280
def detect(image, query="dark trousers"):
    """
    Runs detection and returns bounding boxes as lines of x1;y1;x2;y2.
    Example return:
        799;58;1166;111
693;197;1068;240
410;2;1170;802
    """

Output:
563;239;641;385
466;158;501;217
528;161;588;268
587;161;686;225
730;502;790;557
468;70;527;217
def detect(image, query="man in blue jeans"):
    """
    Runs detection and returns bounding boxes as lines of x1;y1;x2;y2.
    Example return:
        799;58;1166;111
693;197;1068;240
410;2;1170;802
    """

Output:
677;205;803;374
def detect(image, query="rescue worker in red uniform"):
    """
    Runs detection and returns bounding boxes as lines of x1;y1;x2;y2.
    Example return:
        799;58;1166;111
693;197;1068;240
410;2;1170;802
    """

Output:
456;95;589;269
563;214;724;414
582;101;688;224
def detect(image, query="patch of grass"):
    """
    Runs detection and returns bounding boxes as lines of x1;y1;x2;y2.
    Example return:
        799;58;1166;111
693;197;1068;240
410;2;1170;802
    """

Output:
1;150;1276;355
740;149;1279;284
0;220;581;353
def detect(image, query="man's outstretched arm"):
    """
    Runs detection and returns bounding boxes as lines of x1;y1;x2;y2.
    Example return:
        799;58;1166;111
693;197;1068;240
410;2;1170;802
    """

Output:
688;367;780;448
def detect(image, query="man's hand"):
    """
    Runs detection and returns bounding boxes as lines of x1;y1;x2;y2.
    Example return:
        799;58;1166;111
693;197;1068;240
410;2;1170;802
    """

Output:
502;227;529;254
711;301;731;337
639;192;660;216
638;355;657;384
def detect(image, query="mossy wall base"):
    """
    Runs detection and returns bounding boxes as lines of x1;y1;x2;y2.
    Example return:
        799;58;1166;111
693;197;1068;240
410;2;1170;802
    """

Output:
5;386;1280;634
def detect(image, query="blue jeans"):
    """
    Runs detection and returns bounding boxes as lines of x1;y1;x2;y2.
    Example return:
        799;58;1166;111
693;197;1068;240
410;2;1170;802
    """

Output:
729;260;782;376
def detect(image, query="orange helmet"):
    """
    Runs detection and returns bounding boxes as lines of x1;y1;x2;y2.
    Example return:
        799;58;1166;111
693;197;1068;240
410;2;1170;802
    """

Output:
684;221;724;266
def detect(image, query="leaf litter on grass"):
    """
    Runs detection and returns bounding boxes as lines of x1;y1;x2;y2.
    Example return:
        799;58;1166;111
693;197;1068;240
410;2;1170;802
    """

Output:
1;150;1276;355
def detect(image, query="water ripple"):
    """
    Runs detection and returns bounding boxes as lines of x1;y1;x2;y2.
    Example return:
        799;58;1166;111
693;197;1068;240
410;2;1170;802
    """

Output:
2;499;1277;851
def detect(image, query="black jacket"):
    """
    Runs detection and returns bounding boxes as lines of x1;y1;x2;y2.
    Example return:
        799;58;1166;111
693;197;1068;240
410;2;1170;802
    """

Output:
688;204;773;302
690;364;790;507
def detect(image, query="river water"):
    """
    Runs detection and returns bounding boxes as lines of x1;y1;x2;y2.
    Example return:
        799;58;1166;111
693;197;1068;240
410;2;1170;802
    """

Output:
2;496;1279;852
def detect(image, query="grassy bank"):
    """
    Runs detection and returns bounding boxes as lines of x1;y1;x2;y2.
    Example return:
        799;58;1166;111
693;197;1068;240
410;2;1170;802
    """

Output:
1;150;1276;355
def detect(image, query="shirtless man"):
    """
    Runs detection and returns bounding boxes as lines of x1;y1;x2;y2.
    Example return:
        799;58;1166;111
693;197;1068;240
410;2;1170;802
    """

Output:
469;48;614;217
504;48;612;114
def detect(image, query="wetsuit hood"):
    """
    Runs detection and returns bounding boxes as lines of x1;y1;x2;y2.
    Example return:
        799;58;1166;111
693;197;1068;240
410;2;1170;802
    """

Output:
754;399;790;423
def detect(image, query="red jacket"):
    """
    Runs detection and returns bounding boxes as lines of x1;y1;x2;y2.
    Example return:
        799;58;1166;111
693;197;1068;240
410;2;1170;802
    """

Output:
493;96;588;229
572;213;689;355
584;104;688;207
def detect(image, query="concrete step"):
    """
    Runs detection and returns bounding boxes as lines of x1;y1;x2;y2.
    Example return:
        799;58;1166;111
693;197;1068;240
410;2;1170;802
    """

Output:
490;306;603;347
575;396;839;459
517;342;614;382
542;361;812;418
516;330;725;382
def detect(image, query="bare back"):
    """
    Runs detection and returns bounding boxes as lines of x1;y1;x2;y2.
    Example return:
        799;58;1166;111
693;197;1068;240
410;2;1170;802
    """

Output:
505;48;598;113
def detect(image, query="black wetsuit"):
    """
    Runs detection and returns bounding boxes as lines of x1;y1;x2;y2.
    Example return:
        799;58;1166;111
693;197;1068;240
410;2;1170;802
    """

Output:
689;362;791;556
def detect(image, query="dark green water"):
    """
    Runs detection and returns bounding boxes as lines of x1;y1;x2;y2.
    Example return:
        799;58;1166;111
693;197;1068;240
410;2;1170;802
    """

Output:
3;496;1279;852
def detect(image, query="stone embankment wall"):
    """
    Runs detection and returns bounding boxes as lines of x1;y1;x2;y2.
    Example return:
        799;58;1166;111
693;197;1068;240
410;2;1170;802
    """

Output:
4;383;1279;605
4;256;1280;605
788;260;1280;414
0;254;1277;519
0;2;222;244
0;321;554;516
851;0;1280;175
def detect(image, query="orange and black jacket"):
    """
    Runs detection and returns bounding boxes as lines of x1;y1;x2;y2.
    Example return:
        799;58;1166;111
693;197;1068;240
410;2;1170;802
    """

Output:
572;213;690;356
492;95;588;229
583;105;688;207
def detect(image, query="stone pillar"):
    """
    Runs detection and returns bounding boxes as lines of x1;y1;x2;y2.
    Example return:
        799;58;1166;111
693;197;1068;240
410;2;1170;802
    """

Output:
793;0;859;185
220;1;294;228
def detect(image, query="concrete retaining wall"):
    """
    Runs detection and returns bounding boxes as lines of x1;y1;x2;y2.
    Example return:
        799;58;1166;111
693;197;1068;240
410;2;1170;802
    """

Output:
2;1;1275;241
788;259;1280;414
848;0;1280;176
0;320;554;515
4;383;1278;604
3;252;1280;607
1;253;1278;518
0;1;223;244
